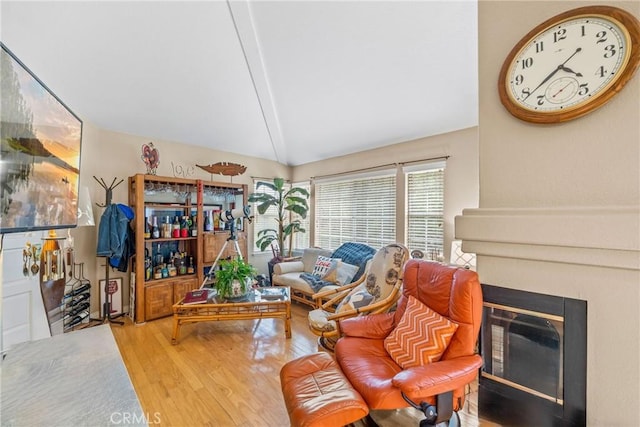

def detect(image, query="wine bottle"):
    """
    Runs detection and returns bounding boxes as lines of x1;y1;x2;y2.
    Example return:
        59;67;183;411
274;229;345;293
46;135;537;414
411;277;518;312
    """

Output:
172;216;181;238
65;310;89;329
63;302;90;320
204;211;213;231
180;216;189;238
62;283;91;300
190;215;197;237
151;216;160;239
144;216;151;239
69;292;91;307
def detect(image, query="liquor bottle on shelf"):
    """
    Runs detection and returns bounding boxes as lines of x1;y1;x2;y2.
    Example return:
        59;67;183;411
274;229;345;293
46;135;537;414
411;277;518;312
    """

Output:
187;256;195;275
65;310;89;329
151;216;160;239
154;243;163;267
180;216;189;238
190;216;197;237
178;257;187;275
144;216;151;239
163;216;172;238
63;302;90;320
145;252;153;281
213;210;220;230
172;216;181;238
204;211;213;231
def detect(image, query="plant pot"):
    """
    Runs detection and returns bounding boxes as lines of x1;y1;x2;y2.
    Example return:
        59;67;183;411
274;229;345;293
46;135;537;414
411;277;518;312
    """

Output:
231;279;247;297
222;279;251;301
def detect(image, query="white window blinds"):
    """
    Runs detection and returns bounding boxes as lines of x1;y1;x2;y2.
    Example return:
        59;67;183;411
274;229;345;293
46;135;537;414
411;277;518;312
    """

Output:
405;163;445;258
315;172;396;250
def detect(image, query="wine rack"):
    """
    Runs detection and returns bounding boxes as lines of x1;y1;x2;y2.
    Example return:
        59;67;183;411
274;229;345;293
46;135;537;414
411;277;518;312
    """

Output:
62;263;92;331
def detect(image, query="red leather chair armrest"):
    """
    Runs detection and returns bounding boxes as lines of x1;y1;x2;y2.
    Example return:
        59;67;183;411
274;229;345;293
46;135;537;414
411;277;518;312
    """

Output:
340;312;395;339
392;355;482;397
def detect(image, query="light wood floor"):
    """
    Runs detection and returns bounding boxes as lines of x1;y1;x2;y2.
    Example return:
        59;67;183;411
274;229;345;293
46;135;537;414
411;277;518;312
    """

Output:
110;303;499;427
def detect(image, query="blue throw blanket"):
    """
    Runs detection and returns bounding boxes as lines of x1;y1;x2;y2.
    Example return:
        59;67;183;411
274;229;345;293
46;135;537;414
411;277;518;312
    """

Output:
300;273;334;293
331;242;376;282
301;242;376;293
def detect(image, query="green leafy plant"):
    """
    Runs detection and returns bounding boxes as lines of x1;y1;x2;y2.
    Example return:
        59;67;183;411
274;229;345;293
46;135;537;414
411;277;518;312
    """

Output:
248;177;309;258
215;257;257;299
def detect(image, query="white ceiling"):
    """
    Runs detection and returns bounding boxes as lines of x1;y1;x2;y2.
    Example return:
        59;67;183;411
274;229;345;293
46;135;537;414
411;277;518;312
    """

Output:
1;0;478;166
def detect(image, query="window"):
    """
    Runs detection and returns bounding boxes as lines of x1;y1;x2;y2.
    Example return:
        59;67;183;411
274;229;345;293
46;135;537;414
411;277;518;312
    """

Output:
315;172;396;250
291;181;310;251
251;179;311;255
405;163;445;258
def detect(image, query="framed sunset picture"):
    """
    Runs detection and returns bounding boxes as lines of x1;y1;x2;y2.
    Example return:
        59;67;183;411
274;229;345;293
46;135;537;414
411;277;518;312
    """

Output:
0;43;83;234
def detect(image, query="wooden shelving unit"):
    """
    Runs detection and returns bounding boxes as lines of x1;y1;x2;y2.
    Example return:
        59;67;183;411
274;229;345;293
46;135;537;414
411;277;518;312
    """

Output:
128;174;247;323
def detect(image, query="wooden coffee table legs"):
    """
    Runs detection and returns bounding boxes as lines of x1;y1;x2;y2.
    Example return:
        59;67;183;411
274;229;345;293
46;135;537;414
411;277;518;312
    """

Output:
171;300;292;344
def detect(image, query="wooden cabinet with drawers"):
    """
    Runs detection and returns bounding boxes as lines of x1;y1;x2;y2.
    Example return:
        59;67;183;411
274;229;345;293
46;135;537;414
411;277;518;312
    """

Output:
129;174;247;323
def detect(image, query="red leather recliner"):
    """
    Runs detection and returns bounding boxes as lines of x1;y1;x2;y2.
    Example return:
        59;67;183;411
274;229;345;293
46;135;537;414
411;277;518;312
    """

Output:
334;259;483;425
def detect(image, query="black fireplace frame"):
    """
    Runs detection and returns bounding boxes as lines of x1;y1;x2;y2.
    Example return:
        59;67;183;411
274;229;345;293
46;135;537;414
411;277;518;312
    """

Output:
479;284;587;426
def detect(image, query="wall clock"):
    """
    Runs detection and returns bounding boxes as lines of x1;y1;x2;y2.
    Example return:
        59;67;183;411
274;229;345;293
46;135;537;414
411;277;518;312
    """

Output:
498;5;640;123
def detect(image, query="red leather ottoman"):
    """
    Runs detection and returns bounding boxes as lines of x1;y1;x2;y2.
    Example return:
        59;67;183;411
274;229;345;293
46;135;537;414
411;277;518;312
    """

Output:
280;352;369;427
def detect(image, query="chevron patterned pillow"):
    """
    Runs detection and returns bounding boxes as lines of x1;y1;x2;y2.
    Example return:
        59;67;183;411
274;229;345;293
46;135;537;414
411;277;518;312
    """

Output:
384;295;459;369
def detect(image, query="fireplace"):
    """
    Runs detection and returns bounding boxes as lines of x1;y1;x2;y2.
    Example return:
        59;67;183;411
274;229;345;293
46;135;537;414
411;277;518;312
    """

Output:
479;284;586;426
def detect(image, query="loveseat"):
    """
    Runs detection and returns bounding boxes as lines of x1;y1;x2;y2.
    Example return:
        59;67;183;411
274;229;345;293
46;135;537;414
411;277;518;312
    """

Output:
271;243;376;308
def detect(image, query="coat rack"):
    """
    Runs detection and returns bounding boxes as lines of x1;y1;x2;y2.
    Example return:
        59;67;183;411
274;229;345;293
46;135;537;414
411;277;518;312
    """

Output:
94;176;126;325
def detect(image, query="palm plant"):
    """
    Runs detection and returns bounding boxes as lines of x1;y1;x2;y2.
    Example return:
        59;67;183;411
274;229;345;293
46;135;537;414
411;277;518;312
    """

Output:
248;177;309;258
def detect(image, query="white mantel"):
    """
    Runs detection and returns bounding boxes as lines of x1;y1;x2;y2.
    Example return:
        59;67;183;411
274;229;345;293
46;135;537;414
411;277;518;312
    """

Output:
456;206;639;271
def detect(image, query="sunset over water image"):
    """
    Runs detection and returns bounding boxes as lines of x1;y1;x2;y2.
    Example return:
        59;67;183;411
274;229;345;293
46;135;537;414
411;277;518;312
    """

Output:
1;44;82;233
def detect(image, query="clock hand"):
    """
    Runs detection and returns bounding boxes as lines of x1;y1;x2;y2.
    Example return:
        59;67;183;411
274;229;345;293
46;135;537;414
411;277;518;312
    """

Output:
523;47;582;101
552;82;573;99
559;65;583;77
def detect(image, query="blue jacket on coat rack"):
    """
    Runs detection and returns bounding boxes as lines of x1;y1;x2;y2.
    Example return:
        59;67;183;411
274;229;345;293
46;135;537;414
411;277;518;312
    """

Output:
97;203;135;271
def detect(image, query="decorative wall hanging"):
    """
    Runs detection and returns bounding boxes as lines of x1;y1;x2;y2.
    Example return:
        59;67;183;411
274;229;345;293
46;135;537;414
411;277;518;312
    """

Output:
196;162;246;182
197;162;247;176
141;142;160;175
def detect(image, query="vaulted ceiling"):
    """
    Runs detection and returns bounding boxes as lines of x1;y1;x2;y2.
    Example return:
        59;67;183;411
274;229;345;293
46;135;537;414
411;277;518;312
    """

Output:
1;1;478;166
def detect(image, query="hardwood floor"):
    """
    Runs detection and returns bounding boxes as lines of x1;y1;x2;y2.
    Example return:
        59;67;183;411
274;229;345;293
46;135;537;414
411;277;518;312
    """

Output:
111;303;498;426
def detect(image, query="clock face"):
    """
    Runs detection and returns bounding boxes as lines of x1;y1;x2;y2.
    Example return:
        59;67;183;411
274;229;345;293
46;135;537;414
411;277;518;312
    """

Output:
499;6;640;123
507;15;630;112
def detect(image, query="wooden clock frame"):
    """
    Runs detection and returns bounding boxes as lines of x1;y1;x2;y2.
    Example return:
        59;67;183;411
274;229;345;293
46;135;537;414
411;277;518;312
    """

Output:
498;5;640;124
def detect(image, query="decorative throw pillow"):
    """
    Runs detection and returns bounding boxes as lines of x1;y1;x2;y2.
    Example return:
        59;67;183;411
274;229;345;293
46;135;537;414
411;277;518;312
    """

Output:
312;256;340;278
384;295;459;369
335;262;359;285
321;260;341;283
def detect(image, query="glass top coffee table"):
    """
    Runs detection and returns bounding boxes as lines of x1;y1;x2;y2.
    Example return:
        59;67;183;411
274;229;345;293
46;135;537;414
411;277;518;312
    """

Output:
171;286;291;344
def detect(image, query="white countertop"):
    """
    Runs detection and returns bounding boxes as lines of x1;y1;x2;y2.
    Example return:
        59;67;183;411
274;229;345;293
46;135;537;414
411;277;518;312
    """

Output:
1;325;146;426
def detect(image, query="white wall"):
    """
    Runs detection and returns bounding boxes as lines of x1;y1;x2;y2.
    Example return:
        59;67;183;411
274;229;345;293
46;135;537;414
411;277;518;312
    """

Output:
457;1;640;424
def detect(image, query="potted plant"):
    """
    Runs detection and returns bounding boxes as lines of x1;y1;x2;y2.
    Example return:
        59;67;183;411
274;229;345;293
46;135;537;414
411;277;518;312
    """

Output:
248;177;309;259
215;257;257;300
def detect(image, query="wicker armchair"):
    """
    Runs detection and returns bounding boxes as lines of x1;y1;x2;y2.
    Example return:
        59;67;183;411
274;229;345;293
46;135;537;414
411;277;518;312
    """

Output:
308;243;410;351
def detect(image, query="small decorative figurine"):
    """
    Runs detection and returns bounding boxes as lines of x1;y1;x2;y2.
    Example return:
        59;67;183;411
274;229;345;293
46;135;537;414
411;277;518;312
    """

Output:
141;142;160;175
